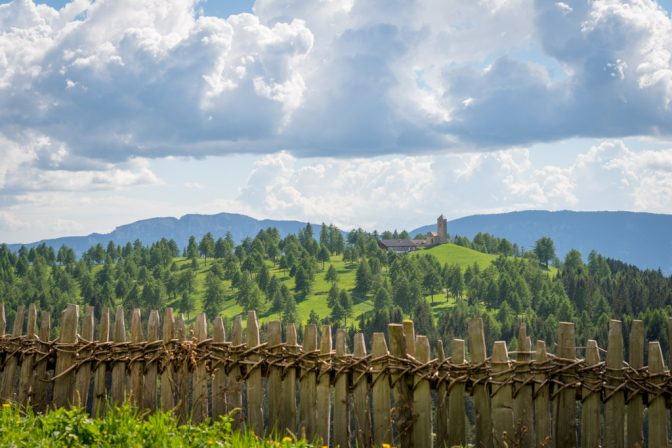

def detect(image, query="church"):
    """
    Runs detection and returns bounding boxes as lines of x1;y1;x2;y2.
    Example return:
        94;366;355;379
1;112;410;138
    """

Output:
378;215;448;254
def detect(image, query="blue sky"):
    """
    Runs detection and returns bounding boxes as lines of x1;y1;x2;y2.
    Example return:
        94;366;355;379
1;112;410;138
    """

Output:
1;0;672;242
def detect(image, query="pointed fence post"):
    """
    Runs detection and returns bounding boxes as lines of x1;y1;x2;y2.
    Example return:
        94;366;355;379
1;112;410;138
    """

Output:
435;340;449;447
300;324;318;440
514;324;534;448
647;341;668;448
469;317;492;448
353;333;371;448
333;329;349;448
581;340;601;448
533;340;551;447
227;315;243;427
111;308;127;406
143;310;160;412
605;320;625;448
280;323;298;435
372;332;392;446
33;310;51;413
1;305;25;402
160;308;175;412
18;303;37;406
74;305;94;408
53;304;78;408
267;320;283;432
448;338;467;448
627;320;644;448
193;313;209;424
491;341;514;445
389;323;412;447
316;325;332;445
212;316;227;420
175;314;190;424
247;311;263;434
412;335;432;448
93;307;109;416
555;322;577;448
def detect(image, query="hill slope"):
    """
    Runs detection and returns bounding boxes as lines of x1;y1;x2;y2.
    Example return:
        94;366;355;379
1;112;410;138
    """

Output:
412;210;672;274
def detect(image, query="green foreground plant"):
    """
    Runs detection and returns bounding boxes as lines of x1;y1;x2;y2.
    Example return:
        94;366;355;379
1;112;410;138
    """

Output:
0;402;315;448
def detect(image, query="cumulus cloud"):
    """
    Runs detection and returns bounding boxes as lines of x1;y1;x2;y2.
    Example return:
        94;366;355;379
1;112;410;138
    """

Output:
219;140;672;230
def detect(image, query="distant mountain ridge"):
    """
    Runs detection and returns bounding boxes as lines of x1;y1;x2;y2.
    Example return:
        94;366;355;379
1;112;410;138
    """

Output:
412;210;672;274
5;210;672;274
7;213;316;256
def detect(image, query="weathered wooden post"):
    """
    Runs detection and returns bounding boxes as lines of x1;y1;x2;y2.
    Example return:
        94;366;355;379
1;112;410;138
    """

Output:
514;324;534;448
372;332;392;446
605;320;625;448
300;324;318;440
581;340;601;448
627;320;644;448
647;341;668;447
555;322;577;448
159;308;175;412
1;305;25;402
412;335;432;448
491;341;514;445
193;313;209;424
469;317;492;448
353;333;371;447
74;305;94;407
280;323;298;434
227;315;243;427
267;320;283;432
175;314;190;424
18;304;37;406
389;323;412;447
449;338;467;448
53;304;78;408
111;308;127;406
129;309;144;407
533;340;551;447
33;310;51;413
333;329;349;448
92;307;109;416
435;340;449;446
143;310;160;412
212;316;227;420
316;325;332;445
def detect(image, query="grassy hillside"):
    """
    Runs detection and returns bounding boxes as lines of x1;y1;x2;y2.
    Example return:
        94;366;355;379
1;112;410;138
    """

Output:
418;243;498;269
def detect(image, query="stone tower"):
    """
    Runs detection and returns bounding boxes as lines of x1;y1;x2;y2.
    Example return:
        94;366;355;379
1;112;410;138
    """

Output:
437;214;448;244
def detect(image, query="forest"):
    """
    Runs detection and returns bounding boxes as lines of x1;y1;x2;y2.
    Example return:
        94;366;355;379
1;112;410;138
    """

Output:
0;223;670;357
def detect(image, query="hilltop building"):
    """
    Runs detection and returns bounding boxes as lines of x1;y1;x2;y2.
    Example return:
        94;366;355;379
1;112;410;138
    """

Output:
378;215;448;253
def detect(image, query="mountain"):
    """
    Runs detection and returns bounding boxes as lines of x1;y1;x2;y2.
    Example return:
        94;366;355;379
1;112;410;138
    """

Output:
7;213;315;256
411;210;672;274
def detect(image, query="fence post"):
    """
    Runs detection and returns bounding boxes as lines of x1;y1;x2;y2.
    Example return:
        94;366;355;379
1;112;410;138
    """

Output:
111;308;127;406
129;309;144;407
491;341;513;445
468;317;492;448
160;308;175;412
53;304;78;408
605;320;624;448
212;316;227;420
1;304;25;402
372;332;392;446
267;320;282;432
389;323;412;447
403;320;416;358
280;323;298;435
247;311;263;434
449;338;467;448
647;341;667;447
0;303;5;336
74;305;94;407
514;324;533;448
300;324;318;440
581;340;601;448
18;303;37;406
175;314;190;424
227;315;243;427
316;325;332;445
333;329;349;448
93;307;109;416
555;322;577;448
413;335;432;448
435;340;449;447
33;310;51;413
193;313;209;424
353;333;371;448
143;310;160;412
626;320;644;448
533;340;551;448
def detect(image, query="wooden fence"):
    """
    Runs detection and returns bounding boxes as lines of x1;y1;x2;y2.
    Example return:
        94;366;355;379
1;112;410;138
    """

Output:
0;303;671;447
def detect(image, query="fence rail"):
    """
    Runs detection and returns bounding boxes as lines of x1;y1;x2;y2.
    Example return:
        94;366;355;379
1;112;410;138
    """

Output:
0;303;671;447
